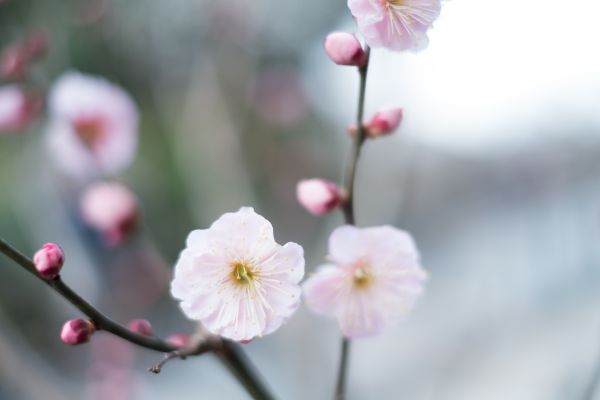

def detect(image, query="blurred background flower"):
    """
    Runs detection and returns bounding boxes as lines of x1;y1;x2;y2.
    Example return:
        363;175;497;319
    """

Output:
1;0;600;399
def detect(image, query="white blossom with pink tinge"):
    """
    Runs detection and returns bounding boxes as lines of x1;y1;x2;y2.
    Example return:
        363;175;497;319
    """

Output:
348;0;441;51
303;225;426;338
171;207;305;342
46;71;138;179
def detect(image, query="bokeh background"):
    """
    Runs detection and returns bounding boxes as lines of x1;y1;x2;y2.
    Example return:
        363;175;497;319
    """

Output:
1;0;600;399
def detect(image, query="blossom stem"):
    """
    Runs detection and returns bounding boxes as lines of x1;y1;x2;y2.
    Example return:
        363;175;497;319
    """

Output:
341;46;370;225
0;237;275;400
336;45;371;400
335;337;351;400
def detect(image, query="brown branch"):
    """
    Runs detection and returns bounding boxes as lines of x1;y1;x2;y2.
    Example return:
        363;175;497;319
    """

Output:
0;237;275;400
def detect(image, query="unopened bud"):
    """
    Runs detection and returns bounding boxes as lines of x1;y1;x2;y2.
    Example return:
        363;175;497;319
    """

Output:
128;319;153;336
60;319;95;345
297;179;344;215
166;333;190;348
33;242;64;280
366;107;403;137
324;32;367;67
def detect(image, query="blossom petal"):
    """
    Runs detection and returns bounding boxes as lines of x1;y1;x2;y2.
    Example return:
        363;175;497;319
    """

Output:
303;264;348;316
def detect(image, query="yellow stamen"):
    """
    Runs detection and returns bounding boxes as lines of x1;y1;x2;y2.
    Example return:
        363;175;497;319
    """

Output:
232;262;254;285
353;267;371;288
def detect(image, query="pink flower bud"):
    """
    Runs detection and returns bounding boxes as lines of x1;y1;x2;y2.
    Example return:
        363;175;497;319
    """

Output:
0;45;27;80
60;319;95;345
0;85;39;134
324;32;366;67
166;333;190;348
297;179;344;215
128;319;152;336
366;107;403;137
80;182;139;246
33;243;64;280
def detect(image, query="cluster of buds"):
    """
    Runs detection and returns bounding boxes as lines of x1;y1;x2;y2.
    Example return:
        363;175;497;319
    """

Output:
296;32;404;216
1;31;47;80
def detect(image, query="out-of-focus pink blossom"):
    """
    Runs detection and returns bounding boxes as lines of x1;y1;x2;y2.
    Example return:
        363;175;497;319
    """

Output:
348;0;442;51
171;207;305;342
303;225;426;338
366;107;403;137
296;179;345;215
324;32;367;67
0;85;38;134
61;319;95;345
33;243;64;280
23;31;48;61
249;67;308;126
166;333;190;348
127;319;152;336
46;71;138;179
0;45;27;79
80;181;139;246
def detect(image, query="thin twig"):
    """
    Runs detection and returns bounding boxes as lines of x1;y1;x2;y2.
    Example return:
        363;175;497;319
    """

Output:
148;338;213;374
335;46;371;400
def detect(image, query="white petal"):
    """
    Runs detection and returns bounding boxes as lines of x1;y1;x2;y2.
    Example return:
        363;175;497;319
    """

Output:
328;225;364;265
303;264;349;317
257;242;305;284
209;207;278;261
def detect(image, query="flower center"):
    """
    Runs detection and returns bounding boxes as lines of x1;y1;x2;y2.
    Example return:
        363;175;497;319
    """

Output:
353;266;372;288
73;117;105;151
232;261;255;285
385;0;404;6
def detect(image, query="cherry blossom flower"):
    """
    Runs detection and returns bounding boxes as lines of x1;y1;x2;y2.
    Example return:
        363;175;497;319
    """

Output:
348;0;442;51
80;181;139;246
171;207;305;342
0;85;38;134
46;71;138;179
303;225;426;338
